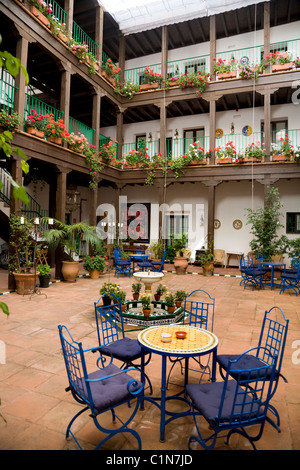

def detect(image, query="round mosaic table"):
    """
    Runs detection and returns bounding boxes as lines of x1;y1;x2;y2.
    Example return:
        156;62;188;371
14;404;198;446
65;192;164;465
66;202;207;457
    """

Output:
138;324;218;442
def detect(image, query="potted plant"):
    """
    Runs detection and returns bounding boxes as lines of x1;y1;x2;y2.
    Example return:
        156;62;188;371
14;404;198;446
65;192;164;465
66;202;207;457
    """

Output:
149;242;164;262
0;110;22;133
266;50;293;73
24;109;48;138
177;70;210;97
243;141;265;162
83;255;107;279
140;65;163;90
175;290;185;307
42;219;103;282
44;114;68;145
114;80;140;99
99;282;121;305
165;292;175;314
200;241;215;276
101;58;121;86
132;281;142;300
154;283;167;301
215;141;237;164
140;293;151;317
29;0;52;28
37;264;51;288
119;290;127;312
213;57;238;79
271;134;294;161
9;214;36;294
67;132;88;153
171;233;189;275
99;140;118;165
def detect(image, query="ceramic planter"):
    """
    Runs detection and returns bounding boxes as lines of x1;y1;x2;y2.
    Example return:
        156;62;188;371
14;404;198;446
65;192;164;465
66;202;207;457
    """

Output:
61;260;79;282
216;157;232;164
30;6;50;28
89;269;100;279
167;306;176;314
272;63;293;73
13;272;37;295
27;127;45;138
272;155;291;162
140;83;159;91
143;308;151;317
203;262;214;276
38;274;51;288
174;256;188;275
217;71;237;80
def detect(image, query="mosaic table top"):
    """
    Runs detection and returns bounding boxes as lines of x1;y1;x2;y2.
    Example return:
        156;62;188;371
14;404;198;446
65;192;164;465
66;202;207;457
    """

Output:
138;324;218;356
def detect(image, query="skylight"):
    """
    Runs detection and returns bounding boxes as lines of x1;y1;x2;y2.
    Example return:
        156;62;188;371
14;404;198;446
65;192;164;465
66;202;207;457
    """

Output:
97;0;268;35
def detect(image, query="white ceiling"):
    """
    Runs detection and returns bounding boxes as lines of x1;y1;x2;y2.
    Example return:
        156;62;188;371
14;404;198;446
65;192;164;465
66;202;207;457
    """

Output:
97;0;268;35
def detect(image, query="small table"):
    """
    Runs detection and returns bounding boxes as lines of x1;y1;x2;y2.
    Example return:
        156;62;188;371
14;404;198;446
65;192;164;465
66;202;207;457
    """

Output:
138;324;218;442
225;251;243;268
260;261;286;290
129;253;149;271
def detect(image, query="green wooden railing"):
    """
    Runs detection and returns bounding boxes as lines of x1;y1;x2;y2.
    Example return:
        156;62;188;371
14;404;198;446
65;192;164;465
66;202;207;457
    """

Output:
167;54;210;77
72;21;98;59
69;117;95;144
44;0;68;24
0;79;18;113
124;63;162;86
24;94;64;121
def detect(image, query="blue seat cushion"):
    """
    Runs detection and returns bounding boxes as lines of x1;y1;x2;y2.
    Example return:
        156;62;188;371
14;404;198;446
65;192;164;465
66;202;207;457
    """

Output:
101;338;145;362
186;379;262;429
281;273;298;281
217;354;274;379
116;260;130;265
79;362;142;413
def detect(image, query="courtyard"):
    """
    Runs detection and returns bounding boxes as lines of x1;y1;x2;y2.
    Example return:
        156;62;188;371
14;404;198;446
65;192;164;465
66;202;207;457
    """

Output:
0;263;299;452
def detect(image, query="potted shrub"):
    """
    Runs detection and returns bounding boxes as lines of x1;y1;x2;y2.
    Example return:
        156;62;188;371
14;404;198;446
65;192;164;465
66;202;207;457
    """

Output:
213;57;238;79
165;292;175;314
101;58;121;86
266;50;293;73
149;242;164;262
99;282;121;305
177;70;210;97
171;233;189;275
215;141;237;164
43;219;102;282
9;214;36;294
271;134;294;161
154;283;167;301
37;264;51;288
243;142;265;163
175;290;186;307
132;281;142;300
119;290;127;312
140;65;163;91
24;109;48;138
83;255;107;279
200;243;215;276
140;293;151;317
44;114;68;145
0;110;22;133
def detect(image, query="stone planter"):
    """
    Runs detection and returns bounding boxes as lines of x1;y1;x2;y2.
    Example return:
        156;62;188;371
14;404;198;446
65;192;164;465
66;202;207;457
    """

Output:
140;83;159;91
30;6;50;28
216;157;232;164
217;71;237;80
13;271;38;295
174;256;188;275
272;63;293;73
61;260;79;282
27;127;45;138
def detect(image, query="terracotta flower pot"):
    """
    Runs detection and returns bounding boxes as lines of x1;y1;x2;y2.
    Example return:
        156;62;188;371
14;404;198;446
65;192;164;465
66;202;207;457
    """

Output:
167;306;176;314
30;6;50;28
174;256;188;275
217;71;237;80
244;157;259;163
61;261;79;282
154;294;161;301
272;63;293;73
101;71;116;87
121;304;127;312
143;308;151;318
47;135;62;145
27;127;44;138
140;83;159;91
175;300;182;308
13;271;38;295
133;293;139;300
272;154;291;162
89;269;100;279
216;157;232;164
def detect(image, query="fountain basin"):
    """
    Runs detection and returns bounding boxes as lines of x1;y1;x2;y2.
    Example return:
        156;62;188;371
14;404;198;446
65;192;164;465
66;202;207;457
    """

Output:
133;271;164;288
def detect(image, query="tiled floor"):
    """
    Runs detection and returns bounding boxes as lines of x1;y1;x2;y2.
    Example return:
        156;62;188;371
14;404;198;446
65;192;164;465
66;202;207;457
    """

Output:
0;264;299;451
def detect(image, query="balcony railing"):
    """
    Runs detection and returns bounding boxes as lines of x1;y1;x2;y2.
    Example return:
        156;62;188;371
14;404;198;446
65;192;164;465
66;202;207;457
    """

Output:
69;117;95;145
0;79;18;113
24;94;64;121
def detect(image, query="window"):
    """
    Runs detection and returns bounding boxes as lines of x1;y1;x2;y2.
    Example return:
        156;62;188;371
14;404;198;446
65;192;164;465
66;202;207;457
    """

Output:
286;213;300;234
136;134;146;149
164;214;189;245
261;120;288;145
184;59;206;74
184;128;205;153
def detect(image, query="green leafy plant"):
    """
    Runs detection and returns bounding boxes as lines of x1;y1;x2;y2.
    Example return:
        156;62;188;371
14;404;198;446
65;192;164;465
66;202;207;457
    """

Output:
156;283;167;295
0;110;21;133
213;57;238;73
175;289;186;301
215;141;238;159
83;255;106;272
246;186;289;260
170;232;188;257
36;264;51;276
140;293;151;309
9;214;35;273
132;282;142;295
165;291;175;307
177;70;210;97
114;81;140;99
25;109;49;132
99;140;118;164
244;141;266;160
141;65;163;85
99;282;121;300
239;63;262;80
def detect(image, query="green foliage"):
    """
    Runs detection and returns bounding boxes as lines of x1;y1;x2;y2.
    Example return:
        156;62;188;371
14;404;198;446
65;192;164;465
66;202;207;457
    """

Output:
114;81;140;99
9;215;35;273
246;186;289;260
37;264;51;276
288;238;300;258
156;283;167;295
83;255;106;272
170;232;188;256
0;110;22;133
140;293;151;309
132;282;142;294
175;289;186;301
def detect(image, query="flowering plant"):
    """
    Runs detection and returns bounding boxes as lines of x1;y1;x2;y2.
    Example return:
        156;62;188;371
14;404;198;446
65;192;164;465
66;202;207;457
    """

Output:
156;283;167;295
177;71;210;97
30;0;53;15
44;114;67;138
244;141;266;160
165;292;175;307
99;140;118;163
271;134;294;157
99;282;121;299
84;145;104;190
213;57;238;73
68;132;88;153
0;110;21;133
124;149;139;166
132;282;142;294
215;141;237;159
102;58;121;78
265;51;293;65
50;16;69;39
186;141;208;161
294;57;300;68
140;293;151;310
294;146;300;162
141;66;163;85
70;43;90;64
114;81;140;99
25;109;48;132
83;255;107;272
239;63;262;80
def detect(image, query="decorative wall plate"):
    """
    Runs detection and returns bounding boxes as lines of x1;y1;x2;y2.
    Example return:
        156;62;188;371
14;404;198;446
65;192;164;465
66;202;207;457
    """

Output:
242;125;252;136
233;219;243;230
214;219;221;229
215;128;223;138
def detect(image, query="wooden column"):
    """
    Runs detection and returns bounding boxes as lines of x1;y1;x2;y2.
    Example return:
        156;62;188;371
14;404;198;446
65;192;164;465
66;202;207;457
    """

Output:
119;34;125;83
92;87;101;151
13;34;29;121
95;5;104;66
55;166;71;279
64;0;74;35
210;15;216;80
161;25;168;80
203;180;221;248
159;102;167;158
89;180;101;227
264;2;270;69
116;108;124;160
260;87;278;162
60;64;72;130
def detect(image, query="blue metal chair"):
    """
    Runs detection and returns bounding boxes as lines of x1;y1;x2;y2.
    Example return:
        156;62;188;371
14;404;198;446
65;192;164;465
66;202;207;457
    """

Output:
58;325;144;450
94;293;153;394
138;249;167;272
280;262;300;296
113;248;132;278
217;306;289;432
186;346;278;450
167;289;215;386
239;254;266;290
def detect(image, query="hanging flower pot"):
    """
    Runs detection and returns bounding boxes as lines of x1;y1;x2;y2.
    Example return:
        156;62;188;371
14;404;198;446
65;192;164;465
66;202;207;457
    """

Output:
30;6;50;28
272;63;293;73
27;127;45;138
